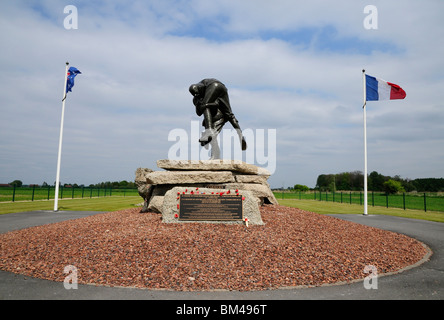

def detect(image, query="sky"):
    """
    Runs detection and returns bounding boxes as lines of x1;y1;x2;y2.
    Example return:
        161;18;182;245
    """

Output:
0;0;443;189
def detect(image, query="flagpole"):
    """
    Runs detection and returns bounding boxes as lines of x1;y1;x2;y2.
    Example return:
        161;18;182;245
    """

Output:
54;62;70;212
362;69;368;216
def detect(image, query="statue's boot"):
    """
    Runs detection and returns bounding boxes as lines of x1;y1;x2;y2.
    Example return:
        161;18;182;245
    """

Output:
199;107;216;145
200;128;215;146
241;136;247;151
229;117;247;151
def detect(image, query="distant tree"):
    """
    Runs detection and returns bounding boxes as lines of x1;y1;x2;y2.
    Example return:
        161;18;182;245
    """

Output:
112;181;120;188
349;171;364;191
294;184;309;192
412;178;444;192
316;171;444;193
401;179;416;192
368;171;386;191
383;179;405;194
9;180;23;187
336;172;351;190
316;174;334;191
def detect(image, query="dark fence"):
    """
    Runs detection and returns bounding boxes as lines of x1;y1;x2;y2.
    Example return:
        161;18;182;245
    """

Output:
273;191;444;213
0;186;139;202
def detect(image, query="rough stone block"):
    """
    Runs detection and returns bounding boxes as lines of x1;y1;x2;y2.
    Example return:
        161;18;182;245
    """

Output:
234;175;268;184
146;170;235;185
135;167;153;184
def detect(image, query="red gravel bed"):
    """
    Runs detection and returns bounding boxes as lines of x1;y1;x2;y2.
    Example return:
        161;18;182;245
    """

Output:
0;205;428;291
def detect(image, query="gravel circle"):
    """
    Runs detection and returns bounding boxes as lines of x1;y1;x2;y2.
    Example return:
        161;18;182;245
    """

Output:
0;205;428;291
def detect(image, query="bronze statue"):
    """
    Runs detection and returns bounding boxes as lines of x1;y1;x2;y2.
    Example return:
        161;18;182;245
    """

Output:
189;79;247;159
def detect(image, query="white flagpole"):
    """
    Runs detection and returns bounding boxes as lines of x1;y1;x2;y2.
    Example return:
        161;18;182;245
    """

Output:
362;69;368;216
54;62;70;212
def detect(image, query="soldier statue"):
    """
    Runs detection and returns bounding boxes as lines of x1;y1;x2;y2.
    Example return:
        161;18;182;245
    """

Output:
189;78;247;159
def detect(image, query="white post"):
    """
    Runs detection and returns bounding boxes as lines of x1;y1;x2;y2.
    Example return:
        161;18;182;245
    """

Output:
362;69;368;216
54;62;70;212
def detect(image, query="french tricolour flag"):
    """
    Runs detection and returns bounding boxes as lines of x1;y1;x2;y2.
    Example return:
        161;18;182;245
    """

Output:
365;74;406;101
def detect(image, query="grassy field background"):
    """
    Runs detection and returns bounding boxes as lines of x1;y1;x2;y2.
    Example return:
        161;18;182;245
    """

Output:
0;186;138;202
0;196;142;215
1;196;443;223
279;199;444;223
273;191;444;212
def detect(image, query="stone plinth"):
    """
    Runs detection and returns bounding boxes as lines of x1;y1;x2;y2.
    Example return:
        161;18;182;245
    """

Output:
135;160;278;221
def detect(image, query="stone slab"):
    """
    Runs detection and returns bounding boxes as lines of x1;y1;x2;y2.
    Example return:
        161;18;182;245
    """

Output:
234;175;268;184
157;159;271;176
146;170;235;185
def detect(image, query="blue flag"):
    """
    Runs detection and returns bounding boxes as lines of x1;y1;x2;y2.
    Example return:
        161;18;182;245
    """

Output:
66;67;81;93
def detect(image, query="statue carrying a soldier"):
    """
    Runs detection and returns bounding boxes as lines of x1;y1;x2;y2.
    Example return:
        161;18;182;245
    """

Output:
189;78;247;159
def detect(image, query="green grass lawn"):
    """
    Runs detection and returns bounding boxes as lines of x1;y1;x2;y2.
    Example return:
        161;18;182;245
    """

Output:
2;196;443;224
274;191;444;212
0;187;139;202
0;196;142;215
279;199;444;223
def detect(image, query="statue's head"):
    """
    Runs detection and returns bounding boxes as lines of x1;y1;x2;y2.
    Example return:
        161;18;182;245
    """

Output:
189;83;204;97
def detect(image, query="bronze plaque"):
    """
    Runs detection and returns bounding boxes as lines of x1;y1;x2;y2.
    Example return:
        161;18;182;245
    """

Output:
179;194;243;221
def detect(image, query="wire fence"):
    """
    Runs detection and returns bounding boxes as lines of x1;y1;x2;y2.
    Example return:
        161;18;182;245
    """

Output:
0;186;139;203
273;190;444;213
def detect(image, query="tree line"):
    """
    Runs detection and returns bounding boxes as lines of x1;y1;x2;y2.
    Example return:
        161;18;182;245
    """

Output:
314;171;444;194
7;180;137;189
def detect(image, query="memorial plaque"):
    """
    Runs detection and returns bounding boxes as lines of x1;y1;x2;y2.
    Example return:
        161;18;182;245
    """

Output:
179;194;243;221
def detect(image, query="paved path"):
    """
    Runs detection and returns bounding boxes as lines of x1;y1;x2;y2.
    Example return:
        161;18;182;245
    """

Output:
1;211;443;300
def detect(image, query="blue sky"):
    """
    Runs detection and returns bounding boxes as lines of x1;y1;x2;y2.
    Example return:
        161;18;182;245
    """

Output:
1;0;443;188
